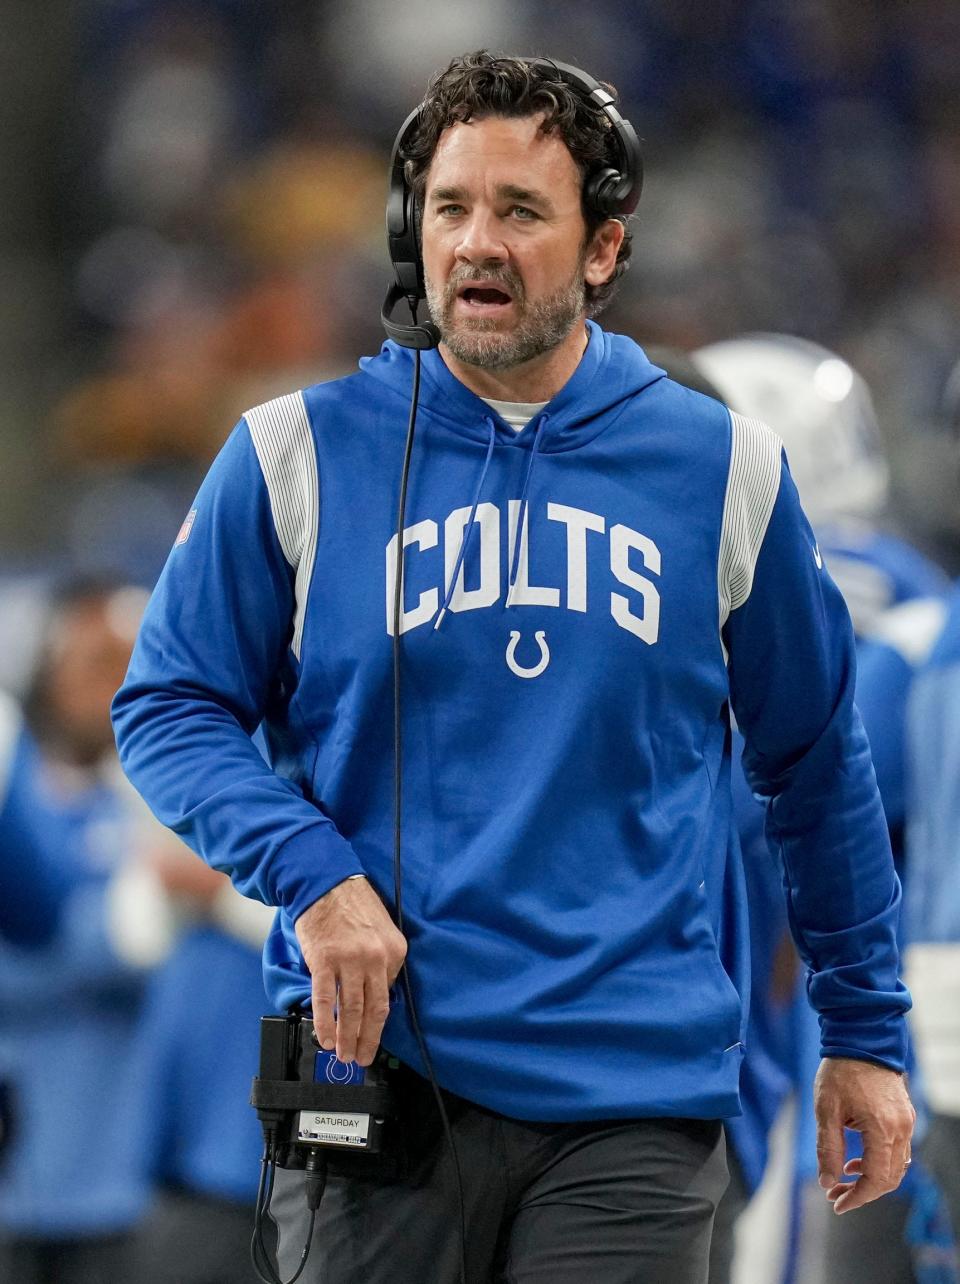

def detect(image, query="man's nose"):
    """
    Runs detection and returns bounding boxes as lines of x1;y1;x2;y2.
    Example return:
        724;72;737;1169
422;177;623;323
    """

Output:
455;210;508;266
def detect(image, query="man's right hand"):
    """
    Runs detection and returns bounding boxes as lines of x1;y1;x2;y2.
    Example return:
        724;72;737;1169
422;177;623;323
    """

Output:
294;877;407;1067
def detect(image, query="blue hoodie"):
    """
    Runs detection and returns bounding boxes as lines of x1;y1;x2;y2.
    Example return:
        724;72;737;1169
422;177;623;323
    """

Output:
113;322;908;1123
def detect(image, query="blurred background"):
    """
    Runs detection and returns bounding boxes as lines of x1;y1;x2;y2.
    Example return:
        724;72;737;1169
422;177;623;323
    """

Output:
1;3;959;1283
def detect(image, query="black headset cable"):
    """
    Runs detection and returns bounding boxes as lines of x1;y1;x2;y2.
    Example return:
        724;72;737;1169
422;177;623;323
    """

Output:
392;338;468;1284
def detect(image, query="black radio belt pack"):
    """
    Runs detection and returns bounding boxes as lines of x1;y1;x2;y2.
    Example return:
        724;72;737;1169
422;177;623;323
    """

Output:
250;1013;400;1168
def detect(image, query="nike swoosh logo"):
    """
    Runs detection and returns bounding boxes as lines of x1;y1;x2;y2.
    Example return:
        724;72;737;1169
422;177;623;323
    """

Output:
813;543;823;569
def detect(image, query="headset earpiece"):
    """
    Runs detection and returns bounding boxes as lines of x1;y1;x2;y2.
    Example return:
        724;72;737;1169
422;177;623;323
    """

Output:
386;106;424;300
381;106;439;348
537;59;643;218
585;167;622;217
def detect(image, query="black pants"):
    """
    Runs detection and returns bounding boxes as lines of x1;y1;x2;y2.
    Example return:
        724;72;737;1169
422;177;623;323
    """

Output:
269;1066;728;1284
707;1139;749;1283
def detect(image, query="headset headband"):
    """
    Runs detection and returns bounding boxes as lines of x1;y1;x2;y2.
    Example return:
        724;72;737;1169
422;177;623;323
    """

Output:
381;56;643;348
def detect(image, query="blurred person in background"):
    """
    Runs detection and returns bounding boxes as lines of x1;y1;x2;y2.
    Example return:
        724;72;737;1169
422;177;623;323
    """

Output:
0;577;171;1284
904;597;960;1260
902;361;960;1263
0;574;276;1284
692;336;951;1284
0;685;95;1175
0;640;280;1284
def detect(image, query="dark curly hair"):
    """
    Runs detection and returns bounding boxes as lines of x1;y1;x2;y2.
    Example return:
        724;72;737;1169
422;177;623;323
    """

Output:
402;51;634;316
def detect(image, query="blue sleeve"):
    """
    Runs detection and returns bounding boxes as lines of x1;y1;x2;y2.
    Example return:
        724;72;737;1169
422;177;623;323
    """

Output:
725;461;910;1072
111;421;364;923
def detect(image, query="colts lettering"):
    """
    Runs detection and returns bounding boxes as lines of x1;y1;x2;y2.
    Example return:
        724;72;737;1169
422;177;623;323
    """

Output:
386;501;661;643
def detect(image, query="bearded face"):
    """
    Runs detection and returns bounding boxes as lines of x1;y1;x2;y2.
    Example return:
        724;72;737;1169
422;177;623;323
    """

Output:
419;115;604;378
425;255;586;371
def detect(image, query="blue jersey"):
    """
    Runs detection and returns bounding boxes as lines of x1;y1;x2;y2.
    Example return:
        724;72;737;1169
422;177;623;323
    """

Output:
904;581;960;1119
907;582;960;945
114;323;907;1123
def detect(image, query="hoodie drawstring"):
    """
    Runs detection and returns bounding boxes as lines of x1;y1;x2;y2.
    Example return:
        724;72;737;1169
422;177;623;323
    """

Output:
434;416;498;630
506;413;548;607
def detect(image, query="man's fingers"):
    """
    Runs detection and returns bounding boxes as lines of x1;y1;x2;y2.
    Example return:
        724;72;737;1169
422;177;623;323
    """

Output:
311;966;338;1051
335;969;365;1064
816;1120;845;1189
829;1131;908;1214
832;1172;886;1215
294;880;409;1063
355;973;391;1068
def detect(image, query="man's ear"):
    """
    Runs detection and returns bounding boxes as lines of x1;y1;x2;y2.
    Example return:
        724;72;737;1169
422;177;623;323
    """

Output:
584;219;625;287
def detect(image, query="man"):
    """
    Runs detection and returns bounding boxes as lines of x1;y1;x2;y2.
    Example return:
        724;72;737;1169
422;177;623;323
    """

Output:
905;582;960;1247
113;53;914;1284
903;358;960;1253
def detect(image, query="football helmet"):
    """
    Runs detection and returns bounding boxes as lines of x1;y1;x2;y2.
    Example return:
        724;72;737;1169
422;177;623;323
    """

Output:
693;334;889;526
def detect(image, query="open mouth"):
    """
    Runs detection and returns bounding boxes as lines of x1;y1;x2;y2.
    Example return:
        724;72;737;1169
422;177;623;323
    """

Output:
456;282;515;310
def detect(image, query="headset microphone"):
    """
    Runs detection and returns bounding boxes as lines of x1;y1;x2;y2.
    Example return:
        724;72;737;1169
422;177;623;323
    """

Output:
380;284;441;349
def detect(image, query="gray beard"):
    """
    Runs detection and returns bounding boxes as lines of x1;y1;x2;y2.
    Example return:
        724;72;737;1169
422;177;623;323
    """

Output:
425;267;586;371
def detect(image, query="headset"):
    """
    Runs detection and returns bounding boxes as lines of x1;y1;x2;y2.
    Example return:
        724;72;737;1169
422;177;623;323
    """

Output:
380;56;644;349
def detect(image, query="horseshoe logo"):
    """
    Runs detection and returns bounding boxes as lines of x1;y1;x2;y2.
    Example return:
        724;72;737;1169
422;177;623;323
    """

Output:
505;630;550;679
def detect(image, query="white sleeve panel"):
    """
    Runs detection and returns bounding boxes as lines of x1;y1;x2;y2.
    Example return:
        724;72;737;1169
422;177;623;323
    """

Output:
0;689;23;810
718;411;783;634
244;392;319;661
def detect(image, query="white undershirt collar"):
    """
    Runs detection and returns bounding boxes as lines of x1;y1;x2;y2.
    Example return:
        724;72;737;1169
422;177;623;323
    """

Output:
481;396;549;433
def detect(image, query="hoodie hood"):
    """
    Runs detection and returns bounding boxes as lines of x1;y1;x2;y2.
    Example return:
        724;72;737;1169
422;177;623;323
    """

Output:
359;319;665;453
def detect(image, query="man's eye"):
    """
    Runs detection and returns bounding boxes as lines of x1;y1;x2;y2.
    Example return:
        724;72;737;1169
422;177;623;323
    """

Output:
437;204;465;216
512;206;538;220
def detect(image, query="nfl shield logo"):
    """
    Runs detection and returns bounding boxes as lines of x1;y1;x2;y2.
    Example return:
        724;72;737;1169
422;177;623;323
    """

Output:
175;508;197;547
